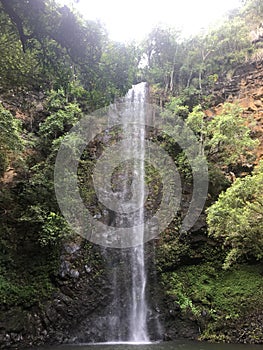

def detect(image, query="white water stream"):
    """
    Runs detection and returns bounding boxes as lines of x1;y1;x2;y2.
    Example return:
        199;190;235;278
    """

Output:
106;82;149;342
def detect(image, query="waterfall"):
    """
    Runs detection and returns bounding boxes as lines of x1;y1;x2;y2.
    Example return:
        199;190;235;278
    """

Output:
125;83;148;342
107;82;149;343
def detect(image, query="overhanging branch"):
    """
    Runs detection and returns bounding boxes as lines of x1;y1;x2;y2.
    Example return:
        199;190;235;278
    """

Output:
0;0;30;52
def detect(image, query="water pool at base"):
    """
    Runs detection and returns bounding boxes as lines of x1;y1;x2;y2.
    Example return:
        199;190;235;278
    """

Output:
28;340;263;350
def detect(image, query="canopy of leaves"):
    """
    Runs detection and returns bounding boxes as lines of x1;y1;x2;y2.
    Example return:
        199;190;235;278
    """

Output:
186;103;258;166
142;3;258;104
0;0;138;96
207;161;263;268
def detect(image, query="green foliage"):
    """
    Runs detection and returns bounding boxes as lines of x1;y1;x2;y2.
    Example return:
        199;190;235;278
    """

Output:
174;152;193;183
0;274;34;306
99;41;140;98
143;3;255;99
0;0;103;62
41;212;72;246
207;162;263;268
186;103;258;166
0;271;54;306
156;235;190;272
0;103;23;176
38;89;83;153
143;25;182;92
165;97;189;119
46;88;67;111
0;12;37;89
0;0;138;95
19;205;72;247
207;163;231;197
40;103;81;139
242;0;263;25
162;263;263;328
206;103;257;165
0;153;8;178
186;104;206;134
0;104;22;152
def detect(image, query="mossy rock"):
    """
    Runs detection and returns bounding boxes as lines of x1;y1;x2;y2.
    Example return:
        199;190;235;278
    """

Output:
162;263;263;342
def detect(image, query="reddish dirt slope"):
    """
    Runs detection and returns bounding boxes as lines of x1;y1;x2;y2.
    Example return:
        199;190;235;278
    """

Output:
208;60;263;163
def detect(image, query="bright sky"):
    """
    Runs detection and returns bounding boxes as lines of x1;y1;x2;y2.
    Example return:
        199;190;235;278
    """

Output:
58;0;242;42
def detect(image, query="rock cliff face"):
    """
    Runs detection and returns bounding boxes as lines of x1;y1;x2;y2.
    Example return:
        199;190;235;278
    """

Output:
211;60;263;162
0;240;113;349
0;240;163;348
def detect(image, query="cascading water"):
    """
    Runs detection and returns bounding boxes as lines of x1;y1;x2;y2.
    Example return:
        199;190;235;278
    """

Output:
106;82;150;343
125;83;148;342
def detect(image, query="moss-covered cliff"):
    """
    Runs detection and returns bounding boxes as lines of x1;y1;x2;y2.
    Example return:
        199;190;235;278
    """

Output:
154;48;263;345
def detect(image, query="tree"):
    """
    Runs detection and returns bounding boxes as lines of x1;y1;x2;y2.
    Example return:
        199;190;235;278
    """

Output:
0;0;105;90
0;0;103;63
242;0;263;25
207;161;263;268
143;25;182;93
142;5;252;102
0;10;38;89
186;103;258;166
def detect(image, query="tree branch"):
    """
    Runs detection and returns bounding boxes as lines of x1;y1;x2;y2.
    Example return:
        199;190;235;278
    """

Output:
0;0;30;52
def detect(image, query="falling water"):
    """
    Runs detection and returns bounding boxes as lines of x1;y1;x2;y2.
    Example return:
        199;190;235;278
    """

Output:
125;82;148;342
106;82;150;343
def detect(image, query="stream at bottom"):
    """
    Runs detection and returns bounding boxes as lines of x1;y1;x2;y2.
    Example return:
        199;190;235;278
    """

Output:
28;341;263;350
